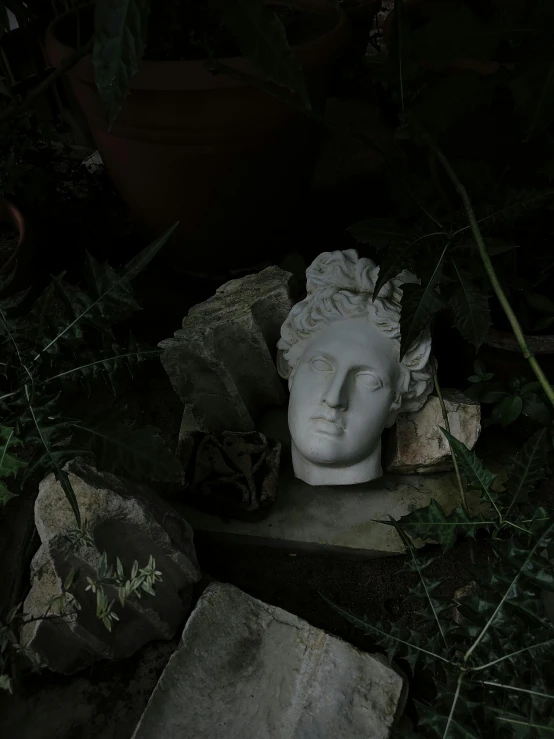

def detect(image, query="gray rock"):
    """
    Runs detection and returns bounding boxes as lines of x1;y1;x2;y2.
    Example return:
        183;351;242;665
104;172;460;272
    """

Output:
159;267;295;452
22;460;201;675
133;583;404;739
386;390;481;474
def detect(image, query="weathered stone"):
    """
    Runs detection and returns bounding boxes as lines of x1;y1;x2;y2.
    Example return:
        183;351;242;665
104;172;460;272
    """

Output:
22;459;201;675
174;408;462;558
133;583;405;739
159;267;295;448
177;462;462;558
386;390;481;474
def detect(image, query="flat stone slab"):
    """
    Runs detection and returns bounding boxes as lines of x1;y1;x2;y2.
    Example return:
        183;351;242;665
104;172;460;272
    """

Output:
132;583;404;739
175;463;460;557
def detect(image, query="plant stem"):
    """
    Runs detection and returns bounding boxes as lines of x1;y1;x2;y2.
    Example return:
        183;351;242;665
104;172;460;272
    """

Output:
464;521;554;664
443;672;464;739
431;357;468;514
424;134;554;412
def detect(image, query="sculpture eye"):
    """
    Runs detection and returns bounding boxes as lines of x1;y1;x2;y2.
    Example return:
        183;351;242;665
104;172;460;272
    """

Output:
356;372;382;389
310;357;333;372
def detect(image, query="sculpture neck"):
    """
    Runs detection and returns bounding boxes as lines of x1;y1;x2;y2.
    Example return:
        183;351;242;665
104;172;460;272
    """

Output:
291;440;383;486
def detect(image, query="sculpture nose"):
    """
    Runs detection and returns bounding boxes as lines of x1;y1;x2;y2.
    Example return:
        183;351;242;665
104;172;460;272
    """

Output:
322;372;348;411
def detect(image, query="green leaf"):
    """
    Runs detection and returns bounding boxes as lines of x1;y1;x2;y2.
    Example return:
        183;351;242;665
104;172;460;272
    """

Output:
372;233;447;301
121;223;178;282
35;225;176;359
399;246;448;358
347;218;407;248
491;394;523;427
524;291;554;314
395;499;493;552
440;428;498;510
531;314;554;333
481;390;507;404
504;429;549;515
0;4;10;37
93;0;150;128
44;334;159;392
0;426;26;479
83;251;141;319
0;674;12;693
222;0;310;107
449;262;491;350
416;694;482;739
522;393;551;425
56;469;82;527
0;480;17;506
474;359;487;376
73;413;182;482
484;238;519;256
400;282;446;358
521;381;541;394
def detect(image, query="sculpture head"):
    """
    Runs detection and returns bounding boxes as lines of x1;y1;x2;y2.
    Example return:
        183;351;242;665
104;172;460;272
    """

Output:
277;250;433;486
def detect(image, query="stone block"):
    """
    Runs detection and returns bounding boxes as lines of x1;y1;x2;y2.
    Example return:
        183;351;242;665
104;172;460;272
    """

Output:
386;390;481;474
172;407;456;558
22;460;201;675
132;583;404;739
159;267;295;446
174;409;462;558
176;463;461;558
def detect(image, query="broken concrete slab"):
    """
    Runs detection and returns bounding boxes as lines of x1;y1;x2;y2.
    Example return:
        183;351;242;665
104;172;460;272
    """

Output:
159;267;295;451
386;390;481;475
133;583;404;739
22;460;201;675
175;463;461;558
173;407;462;557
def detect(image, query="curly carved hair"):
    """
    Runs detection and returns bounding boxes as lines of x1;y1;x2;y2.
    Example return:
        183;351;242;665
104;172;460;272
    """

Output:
277;250;433;422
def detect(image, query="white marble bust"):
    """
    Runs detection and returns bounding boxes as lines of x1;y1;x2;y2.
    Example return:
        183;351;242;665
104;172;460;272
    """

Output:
277;250;433;486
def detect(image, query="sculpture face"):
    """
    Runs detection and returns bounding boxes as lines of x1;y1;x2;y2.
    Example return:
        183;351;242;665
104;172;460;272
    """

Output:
288;318;400;486
277;249;434;486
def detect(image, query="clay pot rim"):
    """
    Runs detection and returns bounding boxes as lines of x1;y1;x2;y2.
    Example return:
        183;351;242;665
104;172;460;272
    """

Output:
0;198;25;276
46;2;351;92
486;327;554;355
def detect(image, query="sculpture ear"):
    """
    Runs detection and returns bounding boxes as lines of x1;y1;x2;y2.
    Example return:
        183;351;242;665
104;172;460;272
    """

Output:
385;395;402;428
385;409;399;428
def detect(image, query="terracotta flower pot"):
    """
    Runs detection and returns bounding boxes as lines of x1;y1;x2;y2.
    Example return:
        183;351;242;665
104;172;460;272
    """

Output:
45;4;352;270
0;198;33;297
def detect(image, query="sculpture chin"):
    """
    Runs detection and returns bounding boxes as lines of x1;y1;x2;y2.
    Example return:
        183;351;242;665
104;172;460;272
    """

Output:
291;439;384;487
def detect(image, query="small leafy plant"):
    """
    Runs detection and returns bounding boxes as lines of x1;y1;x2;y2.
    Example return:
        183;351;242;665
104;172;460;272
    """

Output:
466;360;552;428
1;528;164;692
0;226;181;689
0;224;182;524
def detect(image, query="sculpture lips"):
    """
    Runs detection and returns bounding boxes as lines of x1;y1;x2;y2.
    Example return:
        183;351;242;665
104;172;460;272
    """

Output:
311;415;345;434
